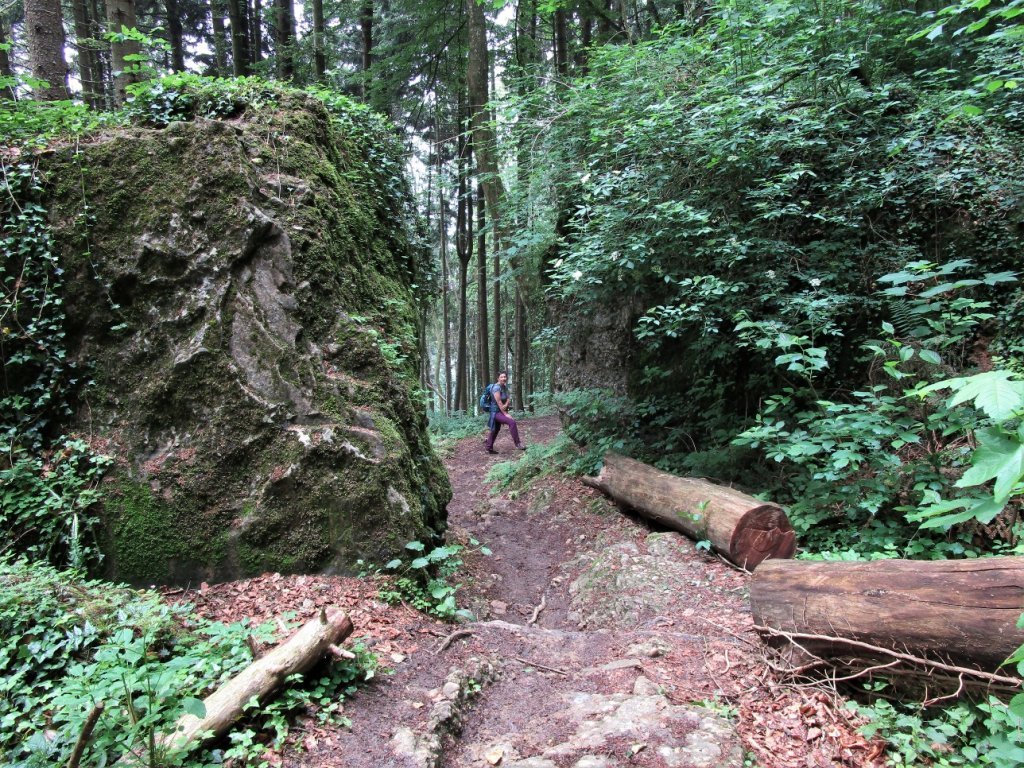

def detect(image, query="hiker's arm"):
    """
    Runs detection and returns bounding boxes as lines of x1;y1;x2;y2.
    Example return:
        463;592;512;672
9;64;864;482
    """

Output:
497;389;510;414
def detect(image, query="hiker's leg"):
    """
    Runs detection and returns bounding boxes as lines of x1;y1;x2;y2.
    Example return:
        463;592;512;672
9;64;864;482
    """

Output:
505;415;522;447
485;420;501;451
493;412;520;446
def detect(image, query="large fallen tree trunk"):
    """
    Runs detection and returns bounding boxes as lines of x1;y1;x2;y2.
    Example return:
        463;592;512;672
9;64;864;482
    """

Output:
582;452;796;570
751;558;1024;671
118;608;353;765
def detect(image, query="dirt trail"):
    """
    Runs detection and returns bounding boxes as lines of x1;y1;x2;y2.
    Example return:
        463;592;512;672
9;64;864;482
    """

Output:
187;415;882;767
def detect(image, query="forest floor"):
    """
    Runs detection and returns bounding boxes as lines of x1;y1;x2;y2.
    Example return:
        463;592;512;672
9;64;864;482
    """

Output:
177;415;887;768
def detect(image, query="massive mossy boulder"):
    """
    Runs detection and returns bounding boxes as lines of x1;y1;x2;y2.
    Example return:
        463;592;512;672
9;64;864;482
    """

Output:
44;87;450;585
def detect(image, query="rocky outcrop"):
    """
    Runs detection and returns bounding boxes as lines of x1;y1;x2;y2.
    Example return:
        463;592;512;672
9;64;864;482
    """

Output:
45;92;450;584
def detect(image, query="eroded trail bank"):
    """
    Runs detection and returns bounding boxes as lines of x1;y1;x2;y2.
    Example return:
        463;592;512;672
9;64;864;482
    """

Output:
182;416;881;767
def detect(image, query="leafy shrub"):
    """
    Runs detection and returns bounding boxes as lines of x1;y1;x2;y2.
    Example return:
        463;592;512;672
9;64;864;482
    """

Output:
375;539;489;621
0;558;374;767
850;694;1024;767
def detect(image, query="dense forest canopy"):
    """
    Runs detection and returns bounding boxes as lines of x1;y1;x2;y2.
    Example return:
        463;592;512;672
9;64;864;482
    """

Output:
3;0;1024;765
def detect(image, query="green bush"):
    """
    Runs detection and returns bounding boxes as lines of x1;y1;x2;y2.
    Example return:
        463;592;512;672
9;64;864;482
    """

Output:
0;558;374;767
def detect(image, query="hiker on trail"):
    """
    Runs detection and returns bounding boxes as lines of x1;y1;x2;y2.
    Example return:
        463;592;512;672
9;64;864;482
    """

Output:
485;371;525;454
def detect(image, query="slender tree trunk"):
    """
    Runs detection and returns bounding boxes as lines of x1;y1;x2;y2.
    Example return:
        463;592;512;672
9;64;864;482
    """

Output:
107;0;140;106
25;0;70;100
553;7;569;81
0;20;14;100
250;0;263;63
453;120;473;413
71;0;100;106
514;288;526;407
312;0;326;81
274;0;295;79
476;183;490;387
165;0;186;71
579;15;593;73
227;0;251;74
210;0;230;75
439;169;453;415
360;0;373;100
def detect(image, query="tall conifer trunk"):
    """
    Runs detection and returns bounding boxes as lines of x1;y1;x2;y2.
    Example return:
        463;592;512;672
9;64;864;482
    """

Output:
312;0;326;81
25;0;69;100
165;0;186;71
0;20;14;100
360;1;373;100
274;0;295;79
227;0;251;74
106;0;140;106
210;0;230;75
476;183;490;388
250;0;263;63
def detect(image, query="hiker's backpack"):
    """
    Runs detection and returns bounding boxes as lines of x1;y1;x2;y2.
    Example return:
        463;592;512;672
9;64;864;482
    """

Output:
479;385;494;411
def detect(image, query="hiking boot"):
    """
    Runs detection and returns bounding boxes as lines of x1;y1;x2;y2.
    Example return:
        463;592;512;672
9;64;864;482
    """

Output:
516;444;527;450
486;449;498;454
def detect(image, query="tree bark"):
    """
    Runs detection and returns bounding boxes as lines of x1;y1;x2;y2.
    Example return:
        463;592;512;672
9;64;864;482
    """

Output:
453;116;473;413
107;0;141;106
466;0;507;358
274;0;295;79
71;0;102;106
250;0;263;63
0;20;13;100
165;0;186;71
312;0;327;81
553;7;569;81
25;0;70;100
476;183;490;390
751;557;1024;671
582;452;796;569
119;610;353;764
360;0;373;99
514;287;526;407
210;0;230;75
227;0;251;75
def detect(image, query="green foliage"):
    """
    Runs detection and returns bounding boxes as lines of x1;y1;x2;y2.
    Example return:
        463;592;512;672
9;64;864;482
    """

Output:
375;539;488;621
510;0;1024;482
733;261;1019;555
849;695;1024;767
0;439;111;569
0;558;375;767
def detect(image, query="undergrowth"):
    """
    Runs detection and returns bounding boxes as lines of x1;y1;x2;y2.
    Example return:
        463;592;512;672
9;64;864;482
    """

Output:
0;557;375;767
369;537;489;621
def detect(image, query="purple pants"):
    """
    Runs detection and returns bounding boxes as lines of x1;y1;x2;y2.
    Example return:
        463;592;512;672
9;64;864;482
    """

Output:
486;411;520;450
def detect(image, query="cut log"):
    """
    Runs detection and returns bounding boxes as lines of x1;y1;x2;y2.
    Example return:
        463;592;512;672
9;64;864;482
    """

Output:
582;452;796;570
750;558;1024;671
117;608;353;765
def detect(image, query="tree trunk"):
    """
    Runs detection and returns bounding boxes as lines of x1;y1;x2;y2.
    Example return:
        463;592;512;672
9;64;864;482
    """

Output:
312;0;327;81
210;0;230;75
107;0;140;106
466;0;507;352
118;610;353;764
453;119;473;413
250;0;263;63
360;0;373;99
165;0;186;71
440;183;453;415
476;183;490;389
751;557;1024;671
274;0;294;79
0;20;13;100
514;288;526;407
582;453;796;570
25;0;69;100
553;7;569;81
227;0;251;75
70;0;102;106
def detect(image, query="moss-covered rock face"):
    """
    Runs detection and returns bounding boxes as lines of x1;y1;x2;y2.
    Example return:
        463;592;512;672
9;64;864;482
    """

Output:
45;92;450;585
